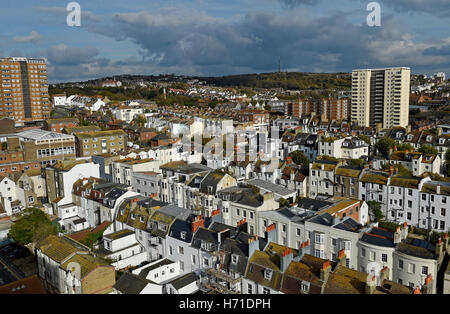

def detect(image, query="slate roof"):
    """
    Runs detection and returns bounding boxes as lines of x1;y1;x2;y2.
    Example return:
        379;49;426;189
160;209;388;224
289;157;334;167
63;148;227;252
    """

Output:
360;227;395;247
397;237;437;260
297;198;333;212
138;259;175;278
113;272;153;294
247;178;295;196
168;272;199;290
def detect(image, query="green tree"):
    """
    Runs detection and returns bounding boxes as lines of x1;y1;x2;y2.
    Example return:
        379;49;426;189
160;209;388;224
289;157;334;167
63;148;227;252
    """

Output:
8;208;57;245
396;143;414;151
357;134;370;145
445;150;450;177
418;144;438;155
348;159;366;168
375;137;396;158
367;201;383;222
288;150;310;166
132;115;147;127
279;198;290;207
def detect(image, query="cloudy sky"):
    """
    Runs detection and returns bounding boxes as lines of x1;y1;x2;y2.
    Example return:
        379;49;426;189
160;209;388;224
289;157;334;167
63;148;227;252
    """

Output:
1;0;449;82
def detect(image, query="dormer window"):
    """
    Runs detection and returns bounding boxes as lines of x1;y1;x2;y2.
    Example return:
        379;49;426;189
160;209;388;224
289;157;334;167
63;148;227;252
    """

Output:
231;254;238;264
300;282;309;293
131;214;136;220
140;216;145;223
181;232;187;240
407;135;413;140
439;138;445;144
264;269;273;280
427;136;432;142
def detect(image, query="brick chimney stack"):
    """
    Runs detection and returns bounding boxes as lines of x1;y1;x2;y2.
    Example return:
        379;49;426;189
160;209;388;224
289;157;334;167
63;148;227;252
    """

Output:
337;249;346;266
191;215;205;233
422;274;433;294
394;226;402;244
435;238;443;257
286;156;293;165
365;275;377;294
320;260;332;281
380;266;390;283
280;247;293;273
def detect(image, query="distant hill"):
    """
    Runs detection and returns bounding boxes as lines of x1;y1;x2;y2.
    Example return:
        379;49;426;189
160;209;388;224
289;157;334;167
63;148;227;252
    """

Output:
194;72;352;90
54;72;352;91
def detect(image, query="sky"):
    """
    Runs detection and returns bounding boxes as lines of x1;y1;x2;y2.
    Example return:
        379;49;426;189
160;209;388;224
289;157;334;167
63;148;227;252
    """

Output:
1;0;449;83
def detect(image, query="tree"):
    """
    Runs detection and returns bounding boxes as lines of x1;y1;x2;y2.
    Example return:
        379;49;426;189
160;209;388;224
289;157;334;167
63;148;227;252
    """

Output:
132;115;147;127
288;150;310;166
8;208;57;245
357;134;370;145
348;159;366;168
418;144;438;155
279;198;290;207
375;137;396;158
445;150;450;177
367;201;383;222
396;143;414;151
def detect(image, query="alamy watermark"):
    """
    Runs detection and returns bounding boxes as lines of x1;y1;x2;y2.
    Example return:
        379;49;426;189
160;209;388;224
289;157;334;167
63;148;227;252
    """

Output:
66;2;81;27
367;2;381;27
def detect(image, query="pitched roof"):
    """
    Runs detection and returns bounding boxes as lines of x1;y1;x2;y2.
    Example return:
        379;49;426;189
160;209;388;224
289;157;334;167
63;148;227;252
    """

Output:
113;272;153;294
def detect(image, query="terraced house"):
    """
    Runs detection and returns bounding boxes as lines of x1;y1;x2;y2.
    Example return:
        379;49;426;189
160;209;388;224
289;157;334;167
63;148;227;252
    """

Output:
75;130;126;157
36;235;115;294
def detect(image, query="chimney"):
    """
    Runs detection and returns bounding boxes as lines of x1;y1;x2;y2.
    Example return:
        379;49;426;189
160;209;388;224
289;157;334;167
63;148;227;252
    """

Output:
422;274;433;294
436;183;441;195
394;226;402;244
266;223;277;244
191;215;205;233
389;166;395;177
286;156;293;165
401;222;409;240
380;266;390;283
435;238;443;257
365;275;377;294
280;247;293;273
237;218;248;233
298;240;310;260
437;127;443;136
248;236;259;259
444;233;449;250
413;286;421;294
320;260;332;281
290;170;295;181
211;209;223;224
337;249;346;266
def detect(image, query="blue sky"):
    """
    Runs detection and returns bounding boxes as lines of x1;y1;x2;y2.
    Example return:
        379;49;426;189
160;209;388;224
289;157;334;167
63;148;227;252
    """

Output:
1;0;449;82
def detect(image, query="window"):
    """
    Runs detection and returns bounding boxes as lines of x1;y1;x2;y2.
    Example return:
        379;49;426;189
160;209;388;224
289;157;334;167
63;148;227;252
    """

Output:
169;246;173;255
361;248;365;257
382;254;387;263
408;263;415;274
180;261;184;271
422;266;428;275
370;251;376;261
421;194;426;201
441;208;446;216
248;284;253;294
203;258;209;267
231;255;238;264
192;255;196;265
178;246;184;254
264;269;273;280
398;259;403;269
296;228;301;236
262;287;270;294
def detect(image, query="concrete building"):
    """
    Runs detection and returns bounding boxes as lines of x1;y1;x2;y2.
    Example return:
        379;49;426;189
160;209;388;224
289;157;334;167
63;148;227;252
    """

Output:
75;130;126;157
351;67;411;129
0;57;50;126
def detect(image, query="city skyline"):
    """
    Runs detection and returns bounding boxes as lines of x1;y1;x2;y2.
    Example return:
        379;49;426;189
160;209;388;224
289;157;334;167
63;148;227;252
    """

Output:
0;0;449;83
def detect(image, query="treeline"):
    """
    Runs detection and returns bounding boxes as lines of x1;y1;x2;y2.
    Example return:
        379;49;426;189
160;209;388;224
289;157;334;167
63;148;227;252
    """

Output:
195;72;352;90
49;86;161;102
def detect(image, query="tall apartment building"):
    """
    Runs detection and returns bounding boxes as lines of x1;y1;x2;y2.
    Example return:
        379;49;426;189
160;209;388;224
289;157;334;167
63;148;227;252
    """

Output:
351;67;410;129
0;57;50;126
